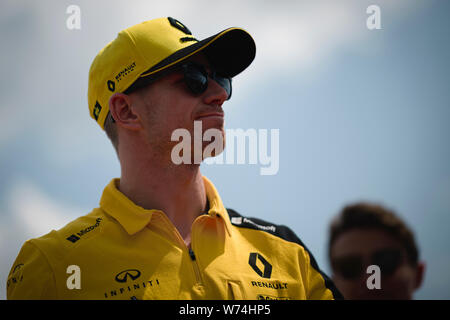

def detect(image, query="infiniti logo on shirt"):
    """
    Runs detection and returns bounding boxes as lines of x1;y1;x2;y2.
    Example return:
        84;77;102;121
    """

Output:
115;269;141;283
104;270;160;299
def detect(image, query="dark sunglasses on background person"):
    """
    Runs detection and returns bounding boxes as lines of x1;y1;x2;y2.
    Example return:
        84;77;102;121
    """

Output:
331;248;405;280
124;62;232;100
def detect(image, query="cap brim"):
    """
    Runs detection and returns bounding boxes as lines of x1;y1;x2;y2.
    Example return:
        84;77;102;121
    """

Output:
140;27;256;79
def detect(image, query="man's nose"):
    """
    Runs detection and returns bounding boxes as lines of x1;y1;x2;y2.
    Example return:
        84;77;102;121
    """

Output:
203;78;228;106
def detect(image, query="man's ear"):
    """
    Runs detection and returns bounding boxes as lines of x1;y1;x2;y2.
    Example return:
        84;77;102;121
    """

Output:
108;92;142;130
414;261;426;290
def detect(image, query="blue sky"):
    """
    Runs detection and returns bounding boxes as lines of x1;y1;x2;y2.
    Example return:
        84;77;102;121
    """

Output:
1;0;449;299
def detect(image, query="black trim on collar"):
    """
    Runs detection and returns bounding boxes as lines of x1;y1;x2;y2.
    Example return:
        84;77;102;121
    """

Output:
203;199;211;215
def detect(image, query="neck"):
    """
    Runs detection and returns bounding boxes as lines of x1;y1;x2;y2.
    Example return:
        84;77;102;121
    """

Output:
118;149;207;245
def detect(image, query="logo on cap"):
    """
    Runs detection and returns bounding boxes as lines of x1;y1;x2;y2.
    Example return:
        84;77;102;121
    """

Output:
114;62;137;83
168;17;192;35
168;17;198;43
93;101;102;121
107;80;115;92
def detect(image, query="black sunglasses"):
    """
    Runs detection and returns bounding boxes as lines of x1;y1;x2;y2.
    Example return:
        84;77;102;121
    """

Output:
180;62;232;100
124;62;232;100
331;248;404;280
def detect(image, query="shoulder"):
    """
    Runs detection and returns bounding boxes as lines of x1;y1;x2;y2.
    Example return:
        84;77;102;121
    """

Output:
226;208;306;247
15;208;112;267
33;208;108;249
226;208;344;300
7;208;112;299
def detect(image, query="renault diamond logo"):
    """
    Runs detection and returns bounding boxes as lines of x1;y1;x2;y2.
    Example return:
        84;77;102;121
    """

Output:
93;101;102;121
249;252;272;279
115;269;141;283
107;80;115;92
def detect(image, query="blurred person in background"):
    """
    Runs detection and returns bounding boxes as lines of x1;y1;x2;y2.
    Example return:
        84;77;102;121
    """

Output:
328;202;425;299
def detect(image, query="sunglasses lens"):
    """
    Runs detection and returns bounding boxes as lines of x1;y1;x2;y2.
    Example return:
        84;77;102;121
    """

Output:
213;75;232;100
332;256;363;279
182;63;232;99
373;249;402;277
184;65;208;95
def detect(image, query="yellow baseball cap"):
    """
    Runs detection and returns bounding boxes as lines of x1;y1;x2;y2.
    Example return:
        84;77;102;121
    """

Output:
88;17;256;130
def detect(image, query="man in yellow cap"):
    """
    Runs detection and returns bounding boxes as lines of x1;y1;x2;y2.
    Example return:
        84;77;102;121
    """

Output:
7;17;342;300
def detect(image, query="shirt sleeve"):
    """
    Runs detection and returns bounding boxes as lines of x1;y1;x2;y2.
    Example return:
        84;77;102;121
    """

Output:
7;240;57;300
304;249;344;300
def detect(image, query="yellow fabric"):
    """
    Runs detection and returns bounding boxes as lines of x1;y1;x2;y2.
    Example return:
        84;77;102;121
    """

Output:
7;177;336;300
88;17;196;129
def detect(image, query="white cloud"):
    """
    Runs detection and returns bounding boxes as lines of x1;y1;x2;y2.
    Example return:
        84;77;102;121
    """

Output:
6;178;84;239
0;177;85;300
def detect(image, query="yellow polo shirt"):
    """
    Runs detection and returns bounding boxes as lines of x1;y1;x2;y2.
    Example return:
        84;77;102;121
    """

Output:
7;177;342;300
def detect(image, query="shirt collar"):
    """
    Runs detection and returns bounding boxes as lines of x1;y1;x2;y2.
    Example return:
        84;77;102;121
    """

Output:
100;176;233;237
100;178;155;235
202;175;233;237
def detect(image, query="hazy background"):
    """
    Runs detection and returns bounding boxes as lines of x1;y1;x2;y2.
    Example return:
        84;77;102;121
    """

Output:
1;0;449;299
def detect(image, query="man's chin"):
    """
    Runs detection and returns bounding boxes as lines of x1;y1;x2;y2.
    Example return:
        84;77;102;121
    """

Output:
201;133;225;160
